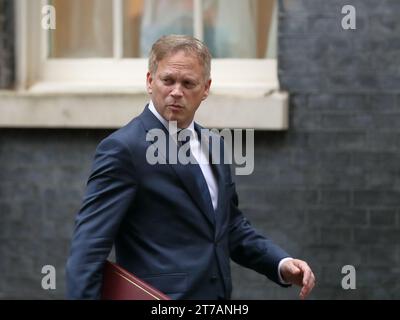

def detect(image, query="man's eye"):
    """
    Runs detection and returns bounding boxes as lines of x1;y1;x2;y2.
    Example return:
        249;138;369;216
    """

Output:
162;78;173;85
184;81;195;88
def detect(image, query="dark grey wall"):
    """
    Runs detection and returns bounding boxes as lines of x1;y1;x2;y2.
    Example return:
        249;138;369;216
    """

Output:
1;0;400;299
0;0;14;89
0;130;112;298
246;0;399;299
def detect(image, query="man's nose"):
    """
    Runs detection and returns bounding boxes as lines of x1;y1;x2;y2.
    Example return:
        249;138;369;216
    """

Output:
170;84;183;98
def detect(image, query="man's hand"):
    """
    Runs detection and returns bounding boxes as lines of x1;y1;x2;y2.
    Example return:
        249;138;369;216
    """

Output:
280;259;316;299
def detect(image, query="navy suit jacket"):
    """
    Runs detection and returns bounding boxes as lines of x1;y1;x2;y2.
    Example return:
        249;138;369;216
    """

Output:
66;106;290;299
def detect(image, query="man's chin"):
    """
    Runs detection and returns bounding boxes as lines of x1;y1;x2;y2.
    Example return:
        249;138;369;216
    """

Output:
165;114;179;123
165;112;181;122
168;117;187;128
164;112;191;128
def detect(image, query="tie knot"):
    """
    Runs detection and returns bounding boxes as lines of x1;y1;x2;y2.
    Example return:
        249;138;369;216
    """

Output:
177;128;192;147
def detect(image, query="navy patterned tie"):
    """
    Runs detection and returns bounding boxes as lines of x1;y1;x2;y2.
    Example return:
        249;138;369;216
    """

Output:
177;128;214;217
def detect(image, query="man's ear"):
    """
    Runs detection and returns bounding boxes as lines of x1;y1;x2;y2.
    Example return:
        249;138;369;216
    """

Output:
146;72;153;94
202;78;212;100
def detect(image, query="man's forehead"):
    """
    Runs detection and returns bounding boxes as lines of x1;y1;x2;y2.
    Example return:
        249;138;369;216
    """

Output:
158;55;203;75
160;50;203;64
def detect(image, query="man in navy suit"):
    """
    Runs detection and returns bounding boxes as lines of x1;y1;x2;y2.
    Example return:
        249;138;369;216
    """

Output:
66;35;315;300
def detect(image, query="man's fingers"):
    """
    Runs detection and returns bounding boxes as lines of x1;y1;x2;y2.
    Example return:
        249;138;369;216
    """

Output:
293;260;313;285
300;283;312;299
300;287;308;300
291;266;301;275
282;259;316;297
285;265;302;285
290;260;316;299
302;267;312;286
300;271;316;299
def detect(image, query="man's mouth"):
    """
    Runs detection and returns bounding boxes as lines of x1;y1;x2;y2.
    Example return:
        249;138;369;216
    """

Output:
168;104;184;111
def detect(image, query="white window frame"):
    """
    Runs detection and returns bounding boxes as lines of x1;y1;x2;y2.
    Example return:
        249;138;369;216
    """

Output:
8;0;288;129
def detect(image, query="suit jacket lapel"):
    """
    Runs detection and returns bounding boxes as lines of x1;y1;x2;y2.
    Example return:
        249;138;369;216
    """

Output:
140;106;215;227
174;162;216;225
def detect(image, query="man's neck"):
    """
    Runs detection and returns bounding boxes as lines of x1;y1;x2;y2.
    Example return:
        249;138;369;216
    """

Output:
148;100;195;134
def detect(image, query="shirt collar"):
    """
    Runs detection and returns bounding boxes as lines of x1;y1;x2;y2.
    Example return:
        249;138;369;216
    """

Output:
148;100;196;137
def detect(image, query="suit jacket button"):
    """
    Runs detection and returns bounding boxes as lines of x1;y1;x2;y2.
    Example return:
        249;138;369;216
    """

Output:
210;275;218;283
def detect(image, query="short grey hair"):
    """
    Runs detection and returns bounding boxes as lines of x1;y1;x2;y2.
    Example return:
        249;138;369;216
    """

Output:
148;34;212;80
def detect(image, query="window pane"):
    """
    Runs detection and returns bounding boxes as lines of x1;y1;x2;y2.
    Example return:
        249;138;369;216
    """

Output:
123;0;194;58
203;0;276;58
49;0;113;58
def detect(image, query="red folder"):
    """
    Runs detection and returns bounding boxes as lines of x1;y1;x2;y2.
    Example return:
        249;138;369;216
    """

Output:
101;260;170;300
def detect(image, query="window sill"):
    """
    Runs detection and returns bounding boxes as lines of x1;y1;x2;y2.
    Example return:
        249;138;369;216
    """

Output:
0;87;288;130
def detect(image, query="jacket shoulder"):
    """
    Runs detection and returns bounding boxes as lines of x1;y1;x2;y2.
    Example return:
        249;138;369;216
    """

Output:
100;116;145;150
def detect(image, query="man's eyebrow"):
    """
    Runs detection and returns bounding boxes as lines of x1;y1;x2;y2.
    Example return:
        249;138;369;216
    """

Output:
183;74;200;81
183;77;197;81
160;73;198;82
160;73;174;77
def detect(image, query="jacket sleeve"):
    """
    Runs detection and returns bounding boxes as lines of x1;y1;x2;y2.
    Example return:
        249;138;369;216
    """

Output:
227;179;291;286
66;137;137;299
